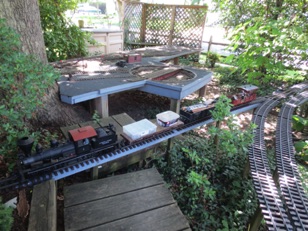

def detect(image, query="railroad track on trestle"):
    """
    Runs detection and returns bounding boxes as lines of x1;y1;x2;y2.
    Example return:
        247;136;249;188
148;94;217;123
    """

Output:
0;101;262;192
249;82;308;230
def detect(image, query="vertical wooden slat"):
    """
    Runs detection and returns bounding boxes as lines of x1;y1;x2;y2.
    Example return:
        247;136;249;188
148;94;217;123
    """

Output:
140;3;147;43
94;95;109;118
168;5;176;45
28;180;57;231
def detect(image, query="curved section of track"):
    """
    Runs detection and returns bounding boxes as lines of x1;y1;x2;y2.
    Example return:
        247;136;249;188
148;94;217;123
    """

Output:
250;97;293;230
249;82;308;230
276;90;308;230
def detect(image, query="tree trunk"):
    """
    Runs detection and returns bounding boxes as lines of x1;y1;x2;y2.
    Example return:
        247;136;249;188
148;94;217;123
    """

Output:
0;0;47;63
0;0;91;127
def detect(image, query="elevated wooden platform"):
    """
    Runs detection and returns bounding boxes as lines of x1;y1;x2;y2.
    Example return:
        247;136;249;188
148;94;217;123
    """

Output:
64;168;191;231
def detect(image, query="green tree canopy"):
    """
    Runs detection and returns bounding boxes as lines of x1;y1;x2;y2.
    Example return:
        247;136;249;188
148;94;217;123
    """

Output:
212;0;308;85
39;0;94;61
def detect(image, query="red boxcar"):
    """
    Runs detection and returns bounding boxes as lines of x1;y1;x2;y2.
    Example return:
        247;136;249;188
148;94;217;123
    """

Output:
229;85;258;106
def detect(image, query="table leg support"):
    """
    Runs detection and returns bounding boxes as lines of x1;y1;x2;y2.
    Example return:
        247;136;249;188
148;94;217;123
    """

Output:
170;99;180;113
166;99;181;164
94;95;109;118
198;85;206;97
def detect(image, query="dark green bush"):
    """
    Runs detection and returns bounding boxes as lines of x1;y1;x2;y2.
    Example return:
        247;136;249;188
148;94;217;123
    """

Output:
0;198;13;231
155;97;258;230
0;19;58;168
214;66;246;87
39;0;96;62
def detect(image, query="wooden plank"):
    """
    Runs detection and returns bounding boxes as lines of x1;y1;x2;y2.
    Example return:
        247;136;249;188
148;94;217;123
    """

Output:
112;112;135;126
170;99;180;113
64;184;175;231
94;95;109;118
64;168;163;207
28;180;57;231
78;120;100;128
168;5;176;46
87;204;191;231
111;112;135;139
60;124;80;140
140;4;147;42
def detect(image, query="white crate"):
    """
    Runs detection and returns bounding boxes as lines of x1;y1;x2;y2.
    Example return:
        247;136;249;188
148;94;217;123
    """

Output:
156;111;180;127
123;119;157;140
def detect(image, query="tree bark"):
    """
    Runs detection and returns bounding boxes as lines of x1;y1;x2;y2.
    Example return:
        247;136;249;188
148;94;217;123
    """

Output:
0;0;91;127
0;0;47;63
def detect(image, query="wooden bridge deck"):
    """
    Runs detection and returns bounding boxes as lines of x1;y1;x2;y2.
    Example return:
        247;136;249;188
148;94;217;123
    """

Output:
63;168;191;231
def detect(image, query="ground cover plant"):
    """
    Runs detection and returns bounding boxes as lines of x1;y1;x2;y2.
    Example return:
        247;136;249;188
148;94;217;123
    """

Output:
0;19;60;231
154;97;258;230
0;19;59;168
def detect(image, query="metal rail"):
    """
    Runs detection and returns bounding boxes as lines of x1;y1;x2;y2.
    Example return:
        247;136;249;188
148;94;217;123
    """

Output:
250;97;293;231
276;90;308;230
1;82;307;230
0;102;261;192
249;81;308;230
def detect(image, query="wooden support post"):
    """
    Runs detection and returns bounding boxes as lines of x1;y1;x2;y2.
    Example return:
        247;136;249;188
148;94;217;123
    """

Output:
28;180;57;231
93;95;109;179
207;35;213;52
248;207;263;231
198;85;206;97
243;158;250;178
273;168;279;185
173;57;179;65
91;167;99;180
140;4;147;43
166;99;181;164
168;6;176;46
170;99;180;113
94;95;109;118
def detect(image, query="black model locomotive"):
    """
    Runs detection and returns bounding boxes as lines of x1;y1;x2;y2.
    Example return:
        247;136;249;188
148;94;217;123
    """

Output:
0;84;260;191
18;124;117;167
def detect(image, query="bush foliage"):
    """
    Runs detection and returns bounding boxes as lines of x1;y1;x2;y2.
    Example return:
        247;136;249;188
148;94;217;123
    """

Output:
155;97;258;230
212;0;307;85
0;198;13;231
0;19;58;168
39;0;96;62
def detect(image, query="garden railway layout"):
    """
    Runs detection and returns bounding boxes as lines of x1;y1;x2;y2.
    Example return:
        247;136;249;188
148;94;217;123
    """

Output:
1;43;308;230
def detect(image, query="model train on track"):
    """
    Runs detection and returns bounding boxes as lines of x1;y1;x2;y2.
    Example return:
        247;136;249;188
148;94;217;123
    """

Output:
12;85;258;187
180;84;258;122
18;124;118;167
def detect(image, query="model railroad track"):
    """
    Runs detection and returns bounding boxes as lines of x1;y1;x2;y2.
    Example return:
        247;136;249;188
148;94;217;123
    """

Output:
0;101;262;192
276;90;308;230
249;82;308;230
61;68;136;81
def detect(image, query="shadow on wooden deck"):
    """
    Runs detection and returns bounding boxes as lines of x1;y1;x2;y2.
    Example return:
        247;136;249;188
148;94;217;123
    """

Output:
64;168;191;231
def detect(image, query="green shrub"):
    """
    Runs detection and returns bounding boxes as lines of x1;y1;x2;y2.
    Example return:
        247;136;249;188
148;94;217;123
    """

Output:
0;198;13;231
214;66;247;92
293;115;308;132
155;97;258;230
205;51;220;68
0;19;58;169
39;0;96;62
